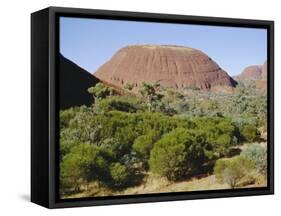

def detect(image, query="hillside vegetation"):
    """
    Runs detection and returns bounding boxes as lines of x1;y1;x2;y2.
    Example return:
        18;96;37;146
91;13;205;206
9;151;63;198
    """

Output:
59;81;267;198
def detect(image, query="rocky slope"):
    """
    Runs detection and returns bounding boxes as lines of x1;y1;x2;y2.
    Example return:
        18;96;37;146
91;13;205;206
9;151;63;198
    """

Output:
234;61;267;91
235;61;267;81
94;45;237;91
59;54;100;109
235;65;263;80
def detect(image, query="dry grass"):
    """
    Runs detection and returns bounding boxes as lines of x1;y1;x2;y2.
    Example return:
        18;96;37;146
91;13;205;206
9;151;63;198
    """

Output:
62;172;267;199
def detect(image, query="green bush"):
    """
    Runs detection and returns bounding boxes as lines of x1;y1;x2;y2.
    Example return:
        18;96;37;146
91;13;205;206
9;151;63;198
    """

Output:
60;153;83;193
60;107;79;129
139;82;163;112
88;83;113;102
241;124;258;142
110;163;131;187
98;96;145;113
214;134;232;156
60;143;110;193
193;117;235;157
241;143;267;174
149;128;211;181
214;156;255;188
132;130;160;169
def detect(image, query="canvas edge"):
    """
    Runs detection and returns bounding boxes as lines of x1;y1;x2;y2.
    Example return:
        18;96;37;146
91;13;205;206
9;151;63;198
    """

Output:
30;6;274;209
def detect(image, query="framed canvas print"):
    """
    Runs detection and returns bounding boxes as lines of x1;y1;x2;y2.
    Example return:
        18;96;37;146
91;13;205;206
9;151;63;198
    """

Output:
31;6;274;208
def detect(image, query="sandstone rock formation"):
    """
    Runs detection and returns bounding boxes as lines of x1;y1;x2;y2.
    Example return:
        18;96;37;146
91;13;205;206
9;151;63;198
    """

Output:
94;45;237;90
235;65;263;80
235;61;267;81
234;61;267;91
59;54;100;109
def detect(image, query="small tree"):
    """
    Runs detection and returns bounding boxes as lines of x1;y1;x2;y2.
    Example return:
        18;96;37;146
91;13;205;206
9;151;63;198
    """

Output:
214;156;254;188
60;143;109;193
132;130;160;169
241;143;267;174
241;124;258;142
88;83;113;103
215;134;232;156
139;82;163;112
98;97;140;113
60;151;84;193
110;163;130;187
194;117;235;157
149;128;210;181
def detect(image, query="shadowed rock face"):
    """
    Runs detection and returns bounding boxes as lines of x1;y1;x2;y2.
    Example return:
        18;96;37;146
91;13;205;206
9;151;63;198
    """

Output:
94;45;237;90
59;54;100;109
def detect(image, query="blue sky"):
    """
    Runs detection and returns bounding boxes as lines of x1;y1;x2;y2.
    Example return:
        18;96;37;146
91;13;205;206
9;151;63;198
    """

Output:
60;17;267;76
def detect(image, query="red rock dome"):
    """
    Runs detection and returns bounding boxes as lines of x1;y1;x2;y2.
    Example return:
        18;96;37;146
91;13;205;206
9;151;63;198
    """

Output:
94;45;237;90
236;65;262;80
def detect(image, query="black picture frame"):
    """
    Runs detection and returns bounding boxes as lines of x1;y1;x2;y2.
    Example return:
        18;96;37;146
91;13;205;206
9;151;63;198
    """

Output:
31;6;274;209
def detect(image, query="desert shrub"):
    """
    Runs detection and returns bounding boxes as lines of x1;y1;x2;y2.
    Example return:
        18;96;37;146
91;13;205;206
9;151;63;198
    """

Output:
139;82;164;112
231;117;259;142
193;117;235;157
241;143;267;174
149;128;211;181
214;156;255;188
59;139;81;161
88;83;113;102
60;152;83;193
98;96;145;113
60;109;194;163
113;130;138;157
124;83;134;91
60;107;79;129
110;163;131;187
149;130;186;181
99;98;137;113
60;143;110;193
132;130;161;169
214;134;232;155
159;89;186;115
241;124;258;142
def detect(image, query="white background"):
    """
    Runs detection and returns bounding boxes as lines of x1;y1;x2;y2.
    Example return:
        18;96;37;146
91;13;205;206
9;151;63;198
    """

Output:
0;0;279;214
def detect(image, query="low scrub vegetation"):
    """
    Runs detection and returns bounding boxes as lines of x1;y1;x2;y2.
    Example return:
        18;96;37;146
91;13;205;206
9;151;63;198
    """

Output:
59;82;267;196
241;143;267;174
214;156;255;188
